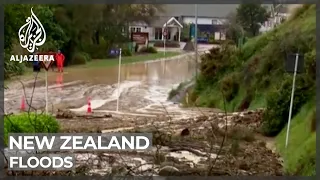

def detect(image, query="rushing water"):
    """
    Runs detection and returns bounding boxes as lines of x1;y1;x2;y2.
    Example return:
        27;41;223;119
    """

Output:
4;53;197;115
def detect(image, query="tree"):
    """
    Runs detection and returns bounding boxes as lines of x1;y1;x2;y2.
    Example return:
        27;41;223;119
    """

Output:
224;11;245;44
236;3;270;37
4;4;163;79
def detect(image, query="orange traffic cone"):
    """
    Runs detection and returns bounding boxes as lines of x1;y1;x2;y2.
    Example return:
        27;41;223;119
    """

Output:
20;96;26;111
87;97;92;113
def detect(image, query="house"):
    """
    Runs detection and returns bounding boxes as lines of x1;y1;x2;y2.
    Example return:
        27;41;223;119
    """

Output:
260;4;301;33
129;4;238;43
129;16;184;43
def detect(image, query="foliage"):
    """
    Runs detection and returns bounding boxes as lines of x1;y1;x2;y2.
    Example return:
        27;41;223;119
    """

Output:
236;3;269;37
192;5;315;175
276;101;315;176
139;46;157;54
121;48;132;56
220;73;240;102
181;23;191;42
261;75;313;136
224;11;245;44
199;43;240;83
168;82;186;100
4;4;163;79
70;52;91;65
4;113;60;145
194;5;315;118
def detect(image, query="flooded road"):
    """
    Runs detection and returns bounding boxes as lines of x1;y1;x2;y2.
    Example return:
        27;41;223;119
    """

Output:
5;53;204;118
4;50;283;176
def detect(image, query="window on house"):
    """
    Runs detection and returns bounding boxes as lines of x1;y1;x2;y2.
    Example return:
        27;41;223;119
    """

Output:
212;19;218;25
130;27;136;33
154;28;163;40
136;28;141;32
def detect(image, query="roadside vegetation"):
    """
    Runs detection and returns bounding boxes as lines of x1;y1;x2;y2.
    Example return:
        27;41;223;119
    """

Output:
4;5;164;80
186;5;315;175
4;113;60;146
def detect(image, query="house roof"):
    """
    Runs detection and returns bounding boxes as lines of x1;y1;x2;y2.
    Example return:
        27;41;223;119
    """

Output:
165;17;183;28
158;4;239;18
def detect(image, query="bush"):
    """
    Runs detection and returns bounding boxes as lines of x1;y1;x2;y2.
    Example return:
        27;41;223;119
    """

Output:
220;73;240;102
81;43;110;59
261;76;312;136
121;48;132;56
139;46;157;54
4;49;25;79
153;41;180;48
70;52;90;65
168;82;185;100
82;52;92;62
4;113;60;145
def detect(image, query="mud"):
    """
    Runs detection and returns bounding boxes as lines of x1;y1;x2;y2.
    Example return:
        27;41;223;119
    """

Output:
4;48;283;176
6;110;283;176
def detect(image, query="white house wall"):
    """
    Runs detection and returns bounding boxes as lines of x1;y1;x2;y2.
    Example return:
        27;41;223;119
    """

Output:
182;17;223;25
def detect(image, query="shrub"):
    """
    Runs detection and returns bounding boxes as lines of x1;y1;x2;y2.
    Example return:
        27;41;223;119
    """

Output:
168;82;185;100
70;52;89;65
147;46;157;53
82;52;92;62
220;73;240;102
4;49;25;79
261;76;312;136
238;92;253;111
121;48;132;56
139;46;157;53
81;43;110;59
153;41;180;48
4;113;60;145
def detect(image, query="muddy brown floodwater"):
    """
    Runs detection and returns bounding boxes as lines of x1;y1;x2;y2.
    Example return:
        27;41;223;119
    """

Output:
4;51;283;176
5;53;201;117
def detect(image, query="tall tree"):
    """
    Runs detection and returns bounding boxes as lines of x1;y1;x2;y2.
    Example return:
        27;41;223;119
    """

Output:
225;11;245;44
236;3;269;36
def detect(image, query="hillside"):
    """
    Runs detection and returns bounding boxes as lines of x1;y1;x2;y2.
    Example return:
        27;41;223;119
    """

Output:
189;5;316;175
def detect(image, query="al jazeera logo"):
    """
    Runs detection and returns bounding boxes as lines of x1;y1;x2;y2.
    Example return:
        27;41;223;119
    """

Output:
10;7;54;65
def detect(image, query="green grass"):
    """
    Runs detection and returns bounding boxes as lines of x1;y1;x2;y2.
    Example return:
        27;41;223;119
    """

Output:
168;80;193;100
4;113;60;146
77;52;181;68
275;101;316;176
191;5;315;176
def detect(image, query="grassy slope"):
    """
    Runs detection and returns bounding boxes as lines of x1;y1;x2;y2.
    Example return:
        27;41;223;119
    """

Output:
193;5;316;175
197;5;315;111
276;100;315;175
